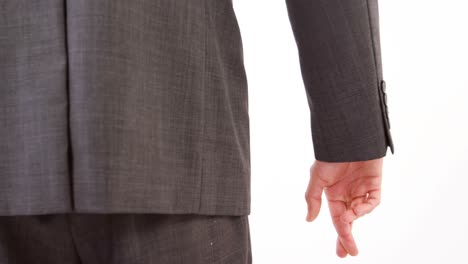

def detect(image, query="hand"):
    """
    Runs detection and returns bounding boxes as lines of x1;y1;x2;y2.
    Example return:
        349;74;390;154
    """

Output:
305;157;383;257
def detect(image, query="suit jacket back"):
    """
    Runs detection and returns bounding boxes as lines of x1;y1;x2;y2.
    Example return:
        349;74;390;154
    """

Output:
0;0;393;216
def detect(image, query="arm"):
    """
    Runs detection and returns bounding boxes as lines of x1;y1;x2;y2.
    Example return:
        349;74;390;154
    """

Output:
285;0;393;162
284;0;394;257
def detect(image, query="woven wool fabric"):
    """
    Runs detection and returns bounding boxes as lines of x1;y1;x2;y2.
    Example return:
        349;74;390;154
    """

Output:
0;0;393;216
0;213;251;263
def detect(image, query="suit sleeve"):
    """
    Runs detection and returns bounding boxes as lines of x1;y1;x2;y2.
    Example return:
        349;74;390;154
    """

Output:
284;0;394;162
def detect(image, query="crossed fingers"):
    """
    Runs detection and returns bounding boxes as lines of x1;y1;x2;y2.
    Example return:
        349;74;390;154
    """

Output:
327;189;381;257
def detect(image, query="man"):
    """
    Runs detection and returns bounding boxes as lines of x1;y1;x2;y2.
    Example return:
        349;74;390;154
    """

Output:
0;0;393;263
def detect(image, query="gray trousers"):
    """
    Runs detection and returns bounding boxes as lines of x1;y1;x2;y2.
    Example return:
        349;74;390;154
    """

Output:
0;213;251;264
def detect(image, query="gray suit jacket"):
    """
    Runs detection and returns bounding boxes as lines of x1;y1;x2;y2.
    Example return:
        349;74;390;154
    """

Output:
0;0;393;216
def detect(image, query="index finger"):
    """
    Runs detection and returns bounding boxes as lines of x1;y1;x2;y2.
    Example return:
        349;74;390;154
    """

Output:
328;199;359;256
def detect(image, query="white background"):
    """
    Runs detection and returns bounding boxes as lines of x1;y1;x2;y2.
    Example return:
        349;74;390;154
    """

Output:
233;0;468;263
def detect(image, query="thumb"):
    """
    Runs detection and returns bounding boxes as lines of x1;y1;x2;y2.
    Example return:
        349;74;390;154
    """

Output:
305;172;324;222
